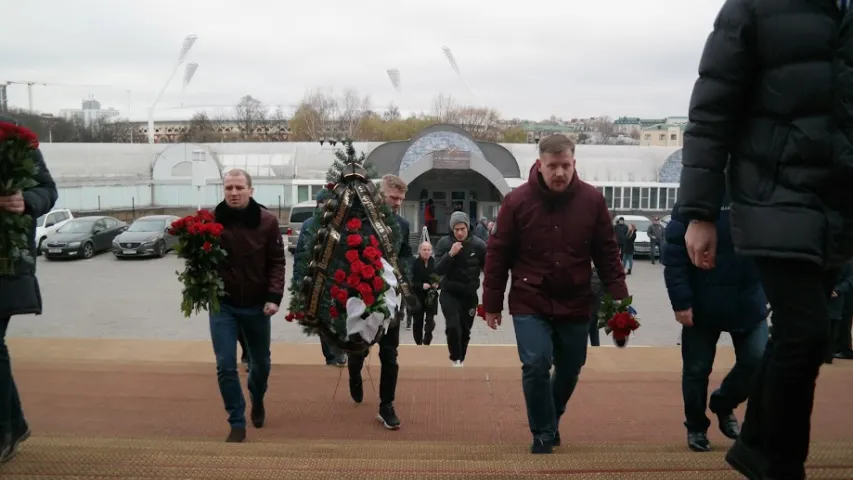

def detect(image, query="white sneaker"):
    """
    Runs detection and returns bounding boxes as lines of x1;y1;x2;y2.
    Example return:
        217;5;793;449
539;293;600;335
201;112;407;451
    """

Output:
452;360;463;367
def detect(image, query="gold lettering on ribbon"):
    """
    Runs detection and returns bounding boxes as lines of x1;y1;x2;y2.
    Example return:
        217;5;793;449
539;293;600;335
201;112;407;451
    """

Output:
316;230;340;271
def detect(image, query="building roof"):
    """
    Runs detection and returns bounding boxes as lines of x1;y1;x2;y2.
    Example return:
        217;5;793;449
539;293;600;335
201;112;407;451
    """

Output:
38;142;682;185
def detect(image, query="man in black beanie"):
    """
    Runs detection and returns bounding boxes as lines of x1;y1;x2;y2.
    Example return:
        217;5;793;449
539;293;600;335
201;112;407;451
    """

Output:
434;211;486;367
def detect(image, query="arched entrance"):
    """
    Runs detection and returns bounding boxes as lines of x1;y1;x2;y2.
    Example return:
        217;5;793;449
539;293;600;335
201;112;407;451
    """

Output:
405;169;503;236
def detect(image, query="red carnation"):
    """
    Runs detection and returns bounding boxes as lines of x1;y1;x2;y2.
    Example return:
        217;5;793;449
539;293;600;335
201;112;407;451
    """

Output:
295;312;305;319
346;218;362;232
476;305;485;319
361;266;375;280
347;234;363;248
330;285;340;298
285;312;295;322
326;182;335;190
201;241;212;252
347;273;362;288
334;289;348;303
362;293;375;306
351;260;367;276
369;235;379;247
329;306;339;318
333;269;347;284
356;282;373;296
345;249;360;264
371;276;384;291
363;246;381;262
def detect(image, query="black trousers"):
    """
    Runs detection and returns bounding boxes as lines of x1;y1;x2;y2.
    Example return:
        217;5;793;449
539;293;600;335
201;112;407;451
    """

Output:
0;317;26;443
238;329;248;362
834;307;853;354
412;293;436;345
739;258;837;479
439;291;477;362
347;324;400;406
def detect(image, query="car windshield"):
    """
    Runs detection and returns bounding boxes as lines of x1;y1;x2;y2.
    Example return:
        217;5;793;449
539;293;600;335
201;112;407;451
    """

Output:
56;219;96;234
289;208;315;224
127;219;166;232
630;220;651;232
36;215;46;225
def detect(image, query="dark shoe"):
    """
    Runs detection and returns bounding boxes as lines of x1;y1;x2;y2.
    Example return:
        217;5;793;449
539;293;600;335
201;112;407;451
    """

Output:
687;431;711;452
716;411;740;440
350;377;364;404
725;440;768;480
530;438;553;454
251;401;265;428
335;355;347;367
553;431;562;447
0;434;17;464
226;426;246;443
628;269;632;275
835;350;853;360
377;403;401;430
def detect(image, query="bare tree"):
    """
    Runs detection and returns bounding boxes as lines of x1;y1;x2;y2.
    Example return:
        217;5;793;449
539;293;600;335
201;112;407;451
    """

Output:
454;106;503;141
336;89;372;139
181;112;219;143
287;89;339;141
382;103;401;122
594;116;616;145
432;94;458;123
233;95;267;141
266;106;290;142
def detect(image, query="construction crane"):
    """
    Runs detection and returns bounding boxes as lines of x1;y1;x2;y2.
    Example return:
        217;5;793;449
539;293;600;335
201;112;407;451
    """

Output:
2;80;124;113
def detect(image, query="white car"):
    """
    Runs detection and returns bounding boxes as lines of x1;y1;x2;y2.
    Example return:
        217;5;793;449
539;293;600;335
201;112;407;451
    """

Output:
613;214;653;256
35;209;74;253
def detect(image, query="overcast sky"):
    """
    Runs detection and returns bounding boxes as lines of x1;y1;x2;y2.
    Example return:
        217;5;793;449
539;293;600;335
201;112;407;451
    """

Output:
2;0;724;122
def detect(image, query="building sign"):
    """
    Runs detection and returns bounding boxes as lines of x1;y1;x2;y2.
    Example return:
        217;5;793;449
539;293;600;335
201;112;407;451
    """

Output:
432;150;471;170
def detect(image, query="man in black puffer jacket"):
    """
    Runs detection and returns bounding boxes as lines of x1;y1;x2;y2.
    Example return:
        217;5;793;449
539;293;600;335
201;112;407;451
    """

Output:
678;2;853;478
434;211;486;367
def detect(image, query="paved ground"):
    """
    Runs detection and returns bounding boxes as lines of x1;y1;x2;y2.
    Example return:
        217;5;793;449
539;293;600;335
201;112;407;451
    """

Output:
2;343;852;478
9;251;718;347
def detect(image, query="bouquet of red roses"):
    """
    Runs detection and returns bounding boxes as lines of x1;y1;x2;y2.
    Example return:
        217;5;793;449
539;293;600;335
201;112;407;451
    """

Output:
0;122;40;275
169;210;227;317
597;294;641;348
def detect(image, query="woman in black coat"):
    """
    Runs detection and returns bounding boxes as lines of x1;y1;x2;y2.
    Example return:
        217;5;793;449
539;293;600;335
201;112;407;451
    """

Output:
622;224;637;275
411;242;438;345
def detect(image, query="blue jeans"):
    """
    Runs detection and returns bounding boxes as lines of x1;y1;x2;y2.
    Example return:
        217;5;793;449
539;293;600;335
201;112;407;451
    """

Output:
209;303;271;428
512;315;589;442
0;317;26;440
622;253;634;271
320;336;345;364
681;320;768;433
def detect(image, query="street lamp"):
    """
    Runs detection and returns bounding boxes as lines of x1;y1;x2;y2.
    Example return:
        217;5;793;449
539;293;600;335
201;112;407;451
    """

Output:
147;34;198;145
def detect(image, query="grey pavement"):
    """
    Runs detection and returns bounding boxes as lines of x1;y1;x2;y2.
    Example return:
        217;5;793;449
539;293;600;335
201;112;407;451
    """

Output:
8;251;733;347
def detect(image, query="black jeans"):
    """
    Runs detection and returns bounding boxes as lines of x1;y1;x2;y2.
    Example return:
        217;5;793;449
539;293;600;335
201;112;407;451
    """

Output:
348;324;400;406
320;336;345;364
0;317;27;441
439;291;477;362
681;321;768;433
650;240;661;263
587;317;600;346
412;293;436;345
739;258;837;479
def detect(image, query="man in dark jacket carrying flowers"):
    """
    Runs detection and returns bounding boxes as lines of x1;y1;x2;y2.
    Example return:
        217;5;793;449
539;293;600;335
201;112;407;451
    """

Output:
0;117;57;463
663;194;768;453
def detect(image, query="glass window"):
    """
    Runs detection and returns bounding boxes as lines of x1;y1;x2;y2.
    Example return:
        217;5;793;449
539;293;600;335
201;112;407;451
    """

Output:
310;184;323;199
57;219;97;233
640;187;650;209
46;213;59;225
603;187;614;209
104;218;119;229
297;186;310;203
658;188;667;211
630;187;640;210
649;187;659;210
288;206;315;223
128;219;167;232
667;188;678;209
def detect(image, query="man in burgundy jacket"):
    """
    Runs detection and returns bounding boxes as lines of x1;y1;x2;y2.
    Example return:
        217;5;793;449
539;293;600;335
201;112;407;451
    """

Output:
483;134;628;454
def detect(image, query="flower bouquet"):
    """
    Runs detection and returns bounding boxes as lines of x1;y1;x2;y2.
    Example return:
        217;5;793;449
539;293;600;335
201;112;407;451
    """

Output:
0;122;40;275
597;294;640;347
169;209;227;317
424;273;441;315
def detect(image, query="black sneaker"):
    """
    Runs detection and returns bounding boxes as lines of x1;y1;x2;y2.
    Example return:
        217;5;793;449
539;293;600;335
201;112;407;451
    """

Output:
377;403;401;430
0;434;16;464
350;377;364;404
553;431;562;447
687;431;711;452
226;426;246;443
251;400;265;428
716;411;740;440
530;438;553;454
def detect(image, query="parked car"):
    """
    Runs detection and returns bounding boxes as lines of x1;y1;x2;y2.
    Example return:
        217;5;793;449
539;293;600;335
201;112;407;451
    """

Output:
612;214;653;257
43;216;127;260
286;201;316;253
112;215;179;258
660;215;671;228
34;209;74;254
279;224;290;251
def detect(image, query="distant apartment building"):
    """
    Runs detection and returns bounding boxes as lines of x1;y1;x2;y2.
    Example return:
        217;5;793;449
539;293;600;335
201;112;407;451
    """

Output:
59;98;120;127
640;123;684;147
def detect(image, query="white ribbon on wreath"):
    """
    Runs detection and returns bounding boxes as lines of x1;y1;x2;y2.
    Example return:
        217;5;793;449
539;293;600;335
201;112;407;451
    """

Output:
345;258;401;343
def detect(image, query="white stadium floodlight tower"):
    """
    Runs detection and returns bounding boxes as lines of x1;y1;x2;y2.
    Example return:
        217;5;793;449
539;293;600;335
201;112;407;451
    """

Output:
147;34;198;145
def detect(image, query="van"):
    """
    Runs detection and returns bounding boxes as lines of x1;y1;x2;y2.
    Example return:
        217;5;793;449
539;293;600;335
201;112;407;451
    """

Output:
286;201;318;253
35;209;74;254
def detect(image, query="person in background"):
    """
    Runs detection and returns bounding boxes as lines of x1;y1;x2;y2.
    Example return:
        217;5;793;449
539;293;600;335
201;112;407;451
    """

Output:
662;195;768;453
434;211;487;367
424;199;437;235
238;331;249;372
0;118;57;463
473;216;490;242
211;168;286;443
621;224;637;275
826;261;853;364
835;285;853;360
411;241;438;345
588;264;603;347
647;217;664;265
614;217;628;256
292;190;347;367
482;134;628;454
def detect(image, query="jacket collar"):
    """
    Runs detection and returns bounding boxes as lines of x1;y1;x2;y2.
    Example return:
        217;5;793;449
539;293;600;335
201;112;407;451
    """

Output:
527;163;579;204
215;197;263;228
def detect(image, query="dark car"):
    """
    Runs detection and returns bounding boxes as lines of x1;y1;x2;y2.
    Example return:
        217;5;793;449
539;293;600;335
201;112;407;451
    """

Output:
113;215;179;259
43;216;127;260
